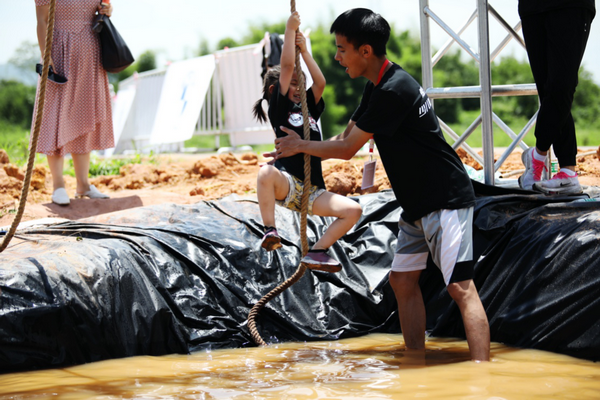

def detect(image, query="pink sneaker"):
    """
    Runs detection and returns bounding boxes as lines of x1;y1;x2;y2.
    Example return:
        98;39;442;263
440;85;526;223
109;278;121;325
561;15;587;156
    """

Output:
301;249;342;273
261;228;282;251
519;148;547;190
533;171;582;195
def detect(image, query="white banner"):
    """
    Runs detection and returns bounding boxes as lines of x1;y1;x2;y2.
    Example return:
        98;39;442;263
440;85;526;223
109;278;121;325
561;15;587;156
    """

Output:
149;55;215;145
106;84;137;157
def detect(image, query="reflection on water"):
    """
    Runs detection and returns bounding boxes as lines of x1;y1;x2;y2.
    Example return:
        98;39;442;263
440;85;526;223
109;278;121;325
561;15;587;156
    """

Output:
1;333;599;399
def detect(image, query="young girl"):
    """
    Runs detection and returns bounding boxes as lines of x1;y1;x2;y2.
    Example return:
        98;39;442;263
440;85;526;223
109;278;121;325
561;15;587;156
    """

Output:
252;11;362;273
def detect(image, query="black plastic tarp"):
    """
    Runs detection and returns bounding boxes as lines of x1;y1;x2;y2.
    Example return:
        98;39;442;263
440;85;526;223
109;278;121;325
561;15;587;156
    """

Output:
0;186;599;373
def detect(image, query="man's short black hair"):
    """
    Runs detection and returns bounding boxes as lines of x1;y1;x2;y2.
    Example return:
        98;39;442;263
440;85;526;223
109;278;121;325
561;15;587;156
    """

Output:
330;8;390;56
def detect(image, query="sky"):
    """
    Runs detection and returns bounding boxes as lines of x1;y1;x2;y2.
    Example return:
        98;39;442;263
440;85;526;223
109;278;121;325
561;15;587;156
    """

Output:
1;0;599;84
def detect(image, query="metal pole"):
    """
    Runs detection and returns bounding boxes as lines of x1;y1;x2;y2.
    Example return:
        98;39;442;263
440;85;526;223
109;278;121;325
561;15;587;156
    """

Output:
432;10;477;67
420;0;433;92
477;0;494;185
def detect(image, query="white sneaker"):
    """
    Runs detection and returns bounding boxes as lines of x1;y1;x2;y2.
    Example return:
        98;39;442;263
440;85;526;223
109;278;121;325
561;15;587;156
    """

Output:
51;188;70;206
75;185;110;199
533;171;582;195
518;148;547;190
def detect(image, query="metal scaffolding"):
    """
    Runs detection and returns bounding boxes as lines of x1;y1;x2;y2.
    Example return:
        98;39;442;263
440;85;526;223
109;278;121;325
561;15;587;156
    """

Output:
419;0;538;185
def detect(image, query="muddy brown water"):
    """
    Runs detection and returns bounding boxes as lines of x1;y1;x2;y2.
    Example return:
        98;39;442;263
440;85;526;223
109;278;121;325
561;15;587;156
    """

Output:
0;333;599;399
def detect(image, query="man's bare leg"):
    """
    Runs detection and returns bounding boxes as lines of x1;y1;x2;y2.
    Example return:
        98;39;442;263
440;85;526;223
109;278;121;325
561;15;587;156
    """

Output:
447;279;490;361
389;270;426;350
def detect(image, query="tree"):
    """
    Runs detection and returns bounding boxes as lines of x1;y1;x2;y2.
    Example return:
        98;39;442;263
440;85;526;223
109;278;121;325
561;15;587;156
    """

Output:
111;50;157;89
217;38;239;50
137;50;157;73
196;17;600;143
8;41;41;73
491;56;538;124
572;69;600;131
197;38;211;57
0;80;36;128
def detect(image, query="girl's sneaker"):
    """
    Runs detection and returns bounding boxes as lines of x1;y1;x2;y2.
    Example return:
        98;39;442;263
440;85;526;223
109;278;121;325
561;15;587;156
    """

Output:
533;171;582;195
261;228;282;251
301;249;342;273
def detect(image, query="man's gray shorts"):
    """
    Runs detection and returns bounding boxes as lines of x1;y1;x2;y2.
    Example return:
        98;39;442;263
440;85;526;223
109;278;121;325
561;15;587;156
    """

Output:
391;207;474;285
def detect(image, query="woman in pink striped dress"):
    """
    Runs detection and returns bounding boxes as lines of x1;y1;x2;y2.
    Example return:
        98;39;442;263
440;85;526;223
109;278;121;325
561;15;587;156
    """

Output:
33;0;115;205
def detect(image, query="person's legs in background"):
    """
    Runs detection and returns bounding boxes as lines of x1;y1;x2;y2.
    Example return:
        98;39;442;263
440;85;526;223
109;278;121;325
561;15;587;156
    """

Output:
72;152;91;195
519;12;549;190
48;152;109;204
521;8;593;194
47;154;65;193
48;154;69;205
72;152;110;199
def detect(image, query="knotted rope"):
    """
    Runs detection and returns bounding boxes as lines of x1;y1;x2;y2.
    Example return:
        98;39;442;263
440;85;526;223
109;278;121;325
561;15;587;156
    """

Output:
247;0;313;346
0;0;57;253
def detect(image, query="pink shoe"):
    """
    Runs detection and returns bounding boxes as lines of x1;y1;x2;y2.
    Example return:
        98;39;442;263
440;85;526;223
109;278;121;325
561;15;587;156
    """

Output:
533;171;582;195
261;228;282;251
301;249;342;273
518;148;547;190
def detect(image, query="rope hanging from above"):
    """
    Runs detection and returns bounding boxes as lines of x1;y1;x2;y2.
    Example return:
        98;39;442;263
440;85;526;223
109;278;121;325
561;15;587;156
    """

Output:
0;0;57;253
247;0;313;346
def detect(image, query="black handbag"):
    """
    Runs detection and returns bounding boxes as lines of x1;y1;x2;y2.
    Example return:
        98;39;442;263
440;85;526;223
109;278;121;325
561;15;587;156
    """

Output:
92;14;134;73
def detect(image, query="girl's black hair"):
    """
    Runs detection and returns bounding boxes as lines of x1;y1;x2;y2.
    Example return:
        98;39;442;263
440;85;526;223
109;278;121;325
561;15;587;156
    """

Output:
330;8;390;56
252;65;281;123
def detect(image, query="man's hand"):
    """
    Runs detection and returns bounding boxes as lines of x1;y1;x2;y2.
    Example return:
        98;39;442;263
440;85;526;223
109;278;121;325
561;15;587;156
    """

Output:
260;151;276;166
274;127;303;159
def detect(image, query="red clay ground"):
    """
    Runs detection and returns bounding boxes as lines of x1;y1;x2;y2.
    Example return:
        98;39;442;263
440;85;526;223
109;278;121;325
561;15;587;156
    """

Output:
1;146;599;228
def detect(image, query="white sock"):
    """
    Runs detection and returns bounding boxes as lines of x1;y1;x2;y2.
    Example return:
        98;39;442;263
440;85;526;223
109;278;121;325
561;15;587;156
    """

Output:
533;150;547;162
560;167;577;177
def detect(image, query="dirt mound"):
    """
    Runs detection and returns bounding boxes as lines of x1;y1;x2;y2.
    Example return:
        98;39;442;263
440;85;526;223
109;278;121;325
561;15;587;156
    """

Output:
1;147;599;227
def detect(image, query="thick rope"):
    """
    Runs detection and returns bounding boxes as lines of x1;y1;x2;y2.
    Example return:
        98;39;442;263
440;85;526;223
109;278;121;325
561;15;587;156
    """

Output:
0;0;57;253
247;0;312;346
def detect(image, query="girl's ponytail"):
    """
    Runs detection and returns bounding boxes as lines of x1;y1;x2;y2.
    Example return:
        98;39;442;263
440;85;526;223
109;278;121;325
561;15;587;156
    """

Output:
251;65;281;123
252;98;268;123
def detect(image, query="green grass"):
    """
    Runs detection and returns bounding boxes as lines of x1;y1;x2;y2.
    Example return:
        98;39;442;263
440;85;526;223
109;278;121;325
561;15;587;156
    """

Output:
2;112;596;177
183;134;274;156
62;152;158;178
0;122;46;166
183;134;231;150
575;126;600;147
0;122;159;177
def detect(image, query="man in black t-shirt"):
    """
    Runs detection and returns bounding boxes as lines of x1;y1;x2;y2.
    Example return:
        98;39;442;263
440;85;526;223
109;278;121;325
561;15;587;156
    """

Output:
272;8;490;361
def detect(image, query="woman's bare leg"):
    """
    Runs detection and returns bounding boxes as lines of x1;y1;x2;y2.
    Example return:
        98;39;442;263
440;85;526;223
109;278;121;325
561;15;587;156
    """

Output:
72;153;92;195
47;154;65;191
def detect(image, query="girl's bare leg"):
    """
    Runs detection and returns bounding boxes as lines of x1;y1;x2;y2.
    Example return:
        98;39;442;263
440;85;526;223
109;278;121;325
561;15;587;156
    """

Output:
310;191;362;250
256;165;290;228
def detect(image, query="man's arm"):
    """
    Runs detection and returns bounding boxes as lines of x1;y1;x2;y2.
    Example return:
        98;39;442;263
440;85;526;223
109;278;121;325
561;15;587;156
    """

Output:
329;120;356;141
275;120;371;161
